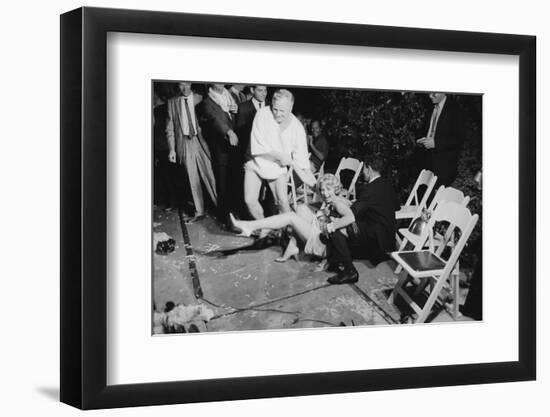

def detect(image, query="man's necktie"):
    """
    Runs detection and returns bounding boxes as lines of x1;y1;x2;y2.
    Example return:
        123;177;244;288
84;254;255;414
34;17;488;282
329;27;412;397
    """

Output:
184;98;196;136
428;104;439;138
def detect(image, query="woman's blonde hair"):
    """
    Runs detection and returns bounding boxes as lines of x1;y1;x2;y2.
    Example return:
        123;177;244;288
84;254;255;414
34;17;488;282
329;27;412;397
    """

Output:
317;173;342;196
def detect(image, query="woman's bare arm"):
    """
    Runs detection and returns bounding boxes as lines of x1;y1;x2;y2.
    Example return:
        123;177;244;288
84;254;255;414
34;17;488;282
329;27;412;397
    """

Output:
329;198;355;230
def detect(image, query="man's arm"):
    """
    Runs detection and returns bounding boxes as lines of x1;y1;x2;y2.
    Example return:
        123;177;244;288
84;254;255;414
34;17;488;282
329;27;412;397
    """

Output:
291;160;316;187
253;151;291;166
203;101;238;146
248;110;289;163
291;123;316;186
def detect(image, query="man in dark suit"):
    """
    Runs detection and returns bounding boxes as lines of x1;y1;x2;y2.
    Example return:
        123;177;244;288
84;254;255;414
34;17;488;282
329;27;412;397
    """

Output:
416;92;466;187
197;84;240;228
227;84;247;105
235;86;268;217
236;85;268;160
326;155;397;285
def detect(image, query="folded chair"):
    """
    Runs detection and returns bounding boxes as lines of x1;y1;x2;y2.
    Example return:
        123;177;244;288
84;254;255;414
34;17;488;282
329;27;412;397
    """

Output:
395;169;437;220
335;157;364;201
388;200;479;323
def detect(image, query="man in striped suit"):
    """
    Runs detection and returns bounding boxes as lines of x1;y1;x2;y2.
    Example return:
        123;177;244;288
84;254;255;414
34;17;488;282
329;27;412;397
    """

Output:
166;82;217;221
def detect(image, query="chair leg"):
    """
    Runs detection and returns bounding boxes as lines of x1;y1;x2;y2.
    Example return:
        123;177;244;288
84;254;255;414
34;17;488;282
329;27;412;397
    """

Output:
394;238;409;274
452;262;460;320
416;276;447;323
388;270;410;304
395;233;403;247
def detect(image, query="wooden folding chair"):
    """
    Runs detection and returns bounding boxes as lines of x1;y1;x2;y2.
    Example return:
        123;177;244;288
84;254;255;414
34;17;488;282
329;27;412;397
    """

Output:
335;157;364;201
388;200;479;323
395;169;437;221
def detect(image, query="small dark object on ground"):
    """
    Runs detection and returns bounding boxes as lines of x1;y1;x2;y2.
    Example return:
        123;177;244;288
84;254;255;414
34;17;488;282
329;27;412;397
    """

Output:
187;324;200;332
156;238;176;255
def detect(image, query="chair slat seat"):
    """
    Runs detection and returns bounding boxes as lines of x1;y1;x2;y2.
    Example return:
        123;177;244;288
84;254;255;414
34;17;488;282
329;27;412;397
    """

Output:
391;251;446;278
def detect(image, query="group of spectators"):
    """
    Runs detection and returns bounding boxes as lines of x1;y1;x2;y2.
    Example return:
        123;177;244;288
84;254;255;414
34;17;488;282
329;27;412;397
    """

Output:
154;83;330;227
154;82;467;286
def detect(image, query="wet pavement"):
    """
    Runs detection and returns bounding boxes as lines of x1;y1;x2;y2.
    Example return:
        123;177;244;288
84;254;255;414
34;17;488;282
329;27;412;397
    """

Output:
153;208;472;333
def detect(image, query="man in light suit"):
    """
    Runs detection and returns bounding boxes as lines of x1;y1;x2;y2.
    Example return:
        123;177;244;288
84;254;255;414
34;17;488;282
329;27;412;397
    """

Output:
416;92;466;187
166;82;217;221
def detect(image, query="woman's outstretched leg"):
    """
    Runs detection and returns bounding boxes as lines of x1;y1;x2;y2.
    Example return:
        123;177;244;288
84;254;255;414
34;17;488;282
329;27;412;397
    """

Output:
230;211;313;242
273;205;316;262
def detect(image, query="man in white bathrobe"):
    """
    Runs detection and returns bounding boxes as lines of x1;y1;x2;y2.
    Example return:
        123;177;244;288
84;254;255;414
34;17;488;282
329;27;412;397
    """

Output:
243;89;315;220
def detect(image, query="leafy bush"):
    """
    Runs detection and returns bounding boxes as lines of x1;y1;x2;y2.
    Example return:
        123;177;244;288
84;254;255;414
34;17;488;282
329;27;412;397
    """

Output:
319;90;428;200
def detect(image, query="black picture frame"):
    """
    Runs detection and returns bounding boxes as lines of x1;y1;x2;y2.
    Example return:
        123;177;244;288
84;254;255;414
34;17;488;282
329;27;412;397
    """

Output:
60;6;536;410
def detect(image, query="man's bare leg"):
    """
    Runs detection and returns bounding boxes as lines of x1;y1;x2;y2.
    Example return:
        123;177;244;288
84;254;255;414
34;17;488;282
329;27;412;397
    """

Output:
244;169;264;220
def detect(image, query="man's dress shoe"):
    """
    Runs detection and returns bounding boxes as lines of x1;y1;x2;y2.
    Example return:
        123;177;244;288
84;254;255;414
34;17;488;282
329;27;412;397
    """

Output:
327;268;359;285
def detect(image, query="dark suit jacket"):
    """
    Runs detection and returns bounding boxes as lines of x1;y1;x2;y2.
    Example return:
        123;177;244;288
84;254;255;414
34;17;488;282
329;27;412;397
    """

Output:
423;97;466;186
351;177;397;257
230;90;247;105
153;103;168;152
197;97;235;166
235;100;256;157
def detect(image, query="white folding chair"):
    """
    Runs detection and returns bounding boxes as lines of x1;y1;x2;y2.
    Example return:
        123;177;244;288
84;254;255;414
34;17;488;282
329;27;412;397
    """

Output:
395;169;437;221
288;153;320;207
316;161;325;178
395;186;470;273
388;201;479;323
335;157;364;201
287;166;298;209
301;162;325;203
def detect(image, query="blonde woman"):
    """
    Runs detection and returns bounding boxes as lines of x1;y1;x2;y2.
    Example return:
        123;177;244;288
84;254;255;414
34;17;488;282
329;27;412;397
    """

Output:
230;174;355;262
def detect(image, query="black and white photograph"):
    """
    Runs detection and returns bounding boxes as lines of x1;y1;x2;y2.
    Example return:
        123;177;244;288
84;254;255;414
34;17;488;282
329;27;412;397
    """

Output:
1;0;545;413
151;81;483;334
